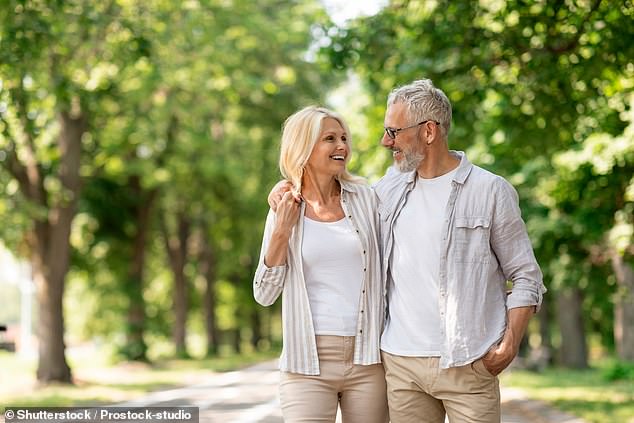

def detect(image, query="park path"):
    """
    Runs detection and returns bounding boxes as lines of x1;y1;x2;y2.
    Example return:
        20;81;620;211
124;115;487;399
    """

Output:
115;359;586;423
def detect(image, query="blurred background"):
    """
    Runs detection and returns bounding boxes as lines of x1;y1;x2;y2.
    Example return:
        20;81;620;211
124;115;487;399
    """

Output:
0;0;632;421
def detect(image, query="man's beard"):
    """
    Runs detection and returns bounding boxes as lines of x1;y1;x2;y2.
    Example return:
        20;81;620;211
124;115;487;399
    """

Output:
395;149;424;173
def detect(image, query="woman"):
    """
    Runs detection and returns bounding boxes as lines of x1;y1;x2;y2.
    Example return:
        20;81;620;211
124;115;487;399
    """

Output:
253;106;388;422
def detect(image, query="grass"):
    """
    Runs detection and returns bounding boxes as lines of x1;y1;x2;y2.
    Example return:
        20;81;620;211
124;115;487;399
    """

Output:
500;360;634;423
0;348;279;409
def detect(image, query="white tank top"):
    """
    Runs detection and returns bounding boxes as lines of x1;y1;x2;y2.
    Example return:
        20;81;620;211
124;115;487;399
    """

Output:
301;216;364;336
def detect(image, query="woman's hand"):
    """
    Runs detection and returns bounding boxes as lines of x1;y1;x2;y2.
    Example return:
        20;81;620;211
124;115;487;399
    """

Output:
268;180;301;211
274;191;301;235
264;191;301;267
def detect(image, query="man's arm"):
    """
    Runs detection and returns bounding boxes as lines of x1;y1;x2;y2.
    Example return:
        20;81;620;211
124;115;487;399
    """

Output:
483;178;546;375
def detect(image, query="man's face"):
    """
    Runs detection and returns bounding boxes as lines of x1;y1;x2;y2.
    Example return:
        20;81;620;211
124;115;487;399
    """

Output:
381;103;424;173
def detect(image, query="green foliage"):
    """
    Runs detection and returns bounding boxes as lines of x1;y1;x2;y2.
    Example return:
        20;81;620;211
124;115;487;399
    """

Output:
602;359;634;382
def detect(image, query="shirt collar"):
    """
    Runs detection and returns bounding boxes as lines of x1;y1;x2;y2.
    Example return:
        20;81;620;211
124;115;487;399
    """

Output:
338;178;361;193
403;150;473;185
450;150;473;184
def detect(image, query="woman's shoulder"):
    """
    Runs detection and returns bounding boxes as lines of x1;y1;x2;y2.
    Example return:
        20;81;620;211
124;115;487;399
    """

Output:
340;178;371;194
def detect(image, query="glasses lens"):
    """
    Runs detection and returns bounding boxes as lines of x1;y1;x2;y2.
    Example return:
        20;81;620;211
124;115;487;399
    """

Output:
385;128;396;139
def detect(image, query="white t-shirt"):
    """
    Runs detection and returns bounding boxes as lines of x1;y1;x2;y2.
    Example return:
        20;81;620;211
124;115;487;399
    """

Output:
381;168;457;356
302;217;364;336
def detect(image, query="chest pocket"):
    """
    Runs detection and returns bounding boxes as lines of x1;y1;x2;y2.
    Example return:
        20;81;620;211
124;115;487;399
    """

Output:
452;216;490;263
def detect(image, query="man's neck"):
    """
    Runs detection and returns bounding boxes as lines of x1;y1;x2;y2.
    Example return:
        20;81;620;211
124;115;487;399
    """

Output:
417;150;460;179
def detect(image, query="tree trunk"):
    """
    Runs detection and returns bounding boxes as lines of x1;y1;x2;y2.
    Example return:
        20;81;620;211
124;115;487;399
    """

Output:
556;287;588;368
251;311;262;349
122;178;155;361
537;296;554;367
162;212;190;358
33;248;72;383
611;252;634;361
33;111;84;383
199;226;219;356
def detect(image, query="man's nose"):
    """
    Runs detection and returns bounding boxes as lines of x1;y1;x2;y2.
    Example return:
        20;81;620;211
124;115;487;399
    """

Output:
381;132;393;147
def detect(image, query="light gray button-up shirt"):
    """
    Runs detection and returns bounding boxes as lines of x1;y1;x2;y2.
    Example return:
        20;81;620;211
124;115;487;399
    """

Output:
253;180;384;375
374;151;546;369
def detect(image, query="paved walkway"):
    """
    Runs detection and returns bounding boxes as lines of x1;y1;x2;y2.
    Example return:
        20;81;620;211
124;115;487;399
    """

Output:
116;360;586;422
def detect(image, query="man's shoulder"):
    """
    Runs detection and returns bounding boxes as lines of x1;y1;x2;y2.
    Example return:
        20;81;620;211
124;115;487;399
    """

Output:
464;164;518;203
466;164;508;188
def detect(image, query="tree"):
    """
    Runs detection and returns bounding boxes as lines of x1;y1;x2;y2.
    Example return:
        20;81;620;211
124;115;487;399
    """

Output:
0;0;140;382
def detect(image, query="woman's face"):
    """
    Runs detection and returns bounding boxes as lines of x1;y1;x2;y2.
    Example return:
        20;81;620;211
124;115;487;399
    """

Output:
304;117;350;178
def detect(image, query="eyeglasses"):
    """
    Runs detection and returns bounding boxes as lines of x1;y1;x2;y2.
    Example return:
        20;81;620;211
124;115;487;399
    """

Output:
384;120;440;139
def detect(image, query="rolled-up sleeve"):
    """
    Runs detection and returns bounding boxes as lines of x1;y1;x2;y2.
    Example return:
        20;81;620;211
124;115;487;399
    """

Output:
491;179;547;310
253;209;287;306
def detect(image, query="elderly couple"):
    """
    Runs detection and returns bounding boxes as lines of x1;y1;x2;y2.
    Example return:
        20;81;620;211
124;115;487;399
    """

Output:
253;79;546;423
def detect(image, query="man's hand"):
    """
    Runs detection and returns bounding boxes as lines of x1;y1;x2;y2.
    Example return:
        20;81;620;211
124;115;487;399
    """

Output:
481;342;517;376
268;180;300;211
481;306;534;376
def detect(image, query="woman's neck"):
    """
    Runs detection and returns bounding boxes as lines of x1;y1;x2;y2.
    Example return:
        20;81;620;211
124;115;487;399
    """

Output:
302;171;340;204
301;171;344;222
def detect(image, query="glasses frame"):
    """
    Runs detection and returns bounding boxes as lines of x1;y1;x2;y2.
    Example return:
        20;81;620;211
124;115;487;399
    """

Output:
384;120;440;139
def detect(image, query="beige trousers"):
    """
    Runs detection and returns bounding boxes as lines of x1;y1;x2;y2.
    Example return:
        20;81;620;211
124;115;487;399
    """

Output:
381;352;500;423
279;335;389;423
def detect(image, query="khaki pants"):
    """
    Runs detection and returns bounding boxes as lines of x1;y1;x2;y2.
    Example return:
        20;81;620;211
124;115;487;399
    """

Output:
381;352;500;423
280;336;389;423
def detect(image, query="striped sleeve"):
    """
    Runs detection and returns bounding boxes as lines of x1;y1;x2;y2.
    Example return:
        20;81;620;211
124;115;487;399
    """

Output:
253;209;287;306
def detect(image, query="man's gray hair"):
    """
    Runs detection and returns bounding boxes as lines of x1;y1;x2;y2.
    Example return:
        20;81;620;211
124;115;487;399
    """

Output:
387;79;452;140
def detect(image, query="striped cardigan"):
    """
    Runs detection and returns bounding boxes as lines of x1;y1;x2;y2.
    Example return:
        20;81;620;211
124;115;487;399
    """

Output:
253;180;385;375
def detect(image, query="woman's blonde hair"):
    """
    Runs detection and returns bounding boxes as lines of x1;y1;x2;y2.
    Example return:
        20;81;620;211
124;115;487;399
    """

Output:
279;106;363;192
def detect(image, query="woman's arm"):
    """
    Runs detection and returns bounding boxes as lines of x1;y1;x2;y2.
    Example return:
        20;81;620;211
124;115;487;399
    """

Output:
253;191;301;306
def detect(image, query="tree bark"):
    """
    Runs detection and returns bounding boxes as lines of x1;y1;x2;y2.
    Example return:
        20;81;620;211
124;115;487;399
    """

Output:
611;252;634;361
199;225;219;356
556;287;588;368
251;311;262;349
162;212;190;358
537;296;554;367
122;177;155;361
34;111;85;382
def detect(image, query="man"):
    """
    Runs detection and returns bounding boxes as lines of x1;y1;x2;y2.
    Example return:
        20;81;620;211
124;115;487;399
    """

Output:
376;79;545;422
268;79;546;422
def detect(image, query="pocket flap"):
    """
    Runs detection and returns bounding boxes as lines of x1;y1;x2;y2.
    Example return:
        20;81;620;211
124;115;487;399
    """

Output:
455;216;490;229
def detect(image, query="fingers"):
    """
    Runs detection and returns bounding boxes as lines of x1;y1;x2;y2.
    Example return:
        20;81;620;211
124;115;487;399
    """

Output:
281;190;300;205
268;180;294;210
291;191;303;203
